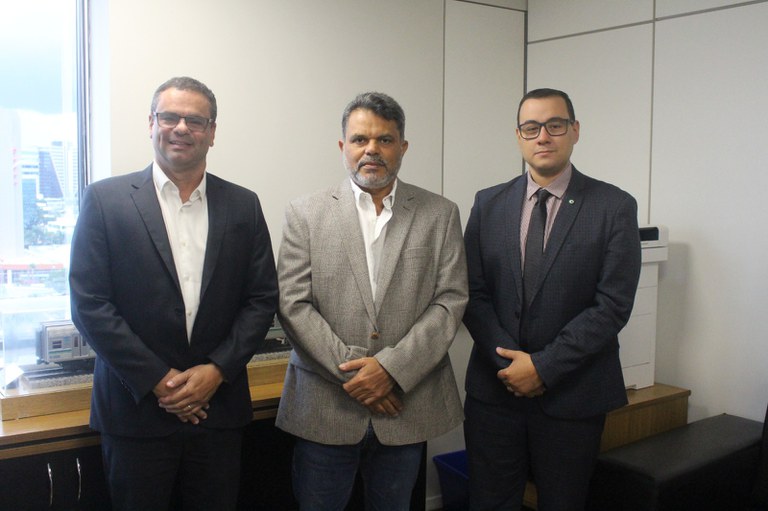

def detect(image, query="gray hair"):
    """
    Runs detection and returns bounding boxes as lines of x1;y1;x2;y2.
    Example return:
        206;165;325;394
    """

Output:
341;92;405;139
150;76;217;121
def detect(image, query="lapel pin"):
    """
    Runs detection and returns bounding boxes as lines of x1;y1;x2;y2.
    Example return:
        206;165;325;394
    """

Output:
569;199;575;204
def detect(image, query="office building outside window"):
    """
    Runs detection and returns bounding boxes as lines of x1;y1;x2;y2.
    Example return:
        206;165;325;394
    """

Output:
0;0;91;393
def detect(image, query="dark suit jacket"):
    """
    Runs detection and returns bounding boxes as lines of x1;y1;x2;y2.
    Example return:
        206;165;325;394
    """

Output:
463;167;641;419
70;166;278;437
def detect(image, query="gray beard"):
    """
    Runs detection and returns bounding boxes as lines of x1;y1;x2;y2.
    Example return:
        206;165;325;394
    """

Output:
344;157;400;191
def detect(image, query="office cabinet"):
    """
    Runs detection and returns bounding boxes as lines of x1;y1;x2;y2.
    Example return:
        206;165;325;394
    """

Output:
0;442;110;510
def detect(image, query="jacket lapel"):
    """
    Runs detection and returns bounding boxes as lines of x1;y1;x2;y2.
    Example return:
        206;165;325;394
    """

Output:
506;177;527;305
130;166;181;294
200;174;226;300
200;172;229;300
332;180;378;324
374;181;416;307
538;168;586;289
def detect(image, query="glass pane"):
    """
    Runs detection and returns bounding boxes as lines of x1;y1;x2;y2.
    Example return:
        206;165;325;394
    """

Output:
0;0;84;394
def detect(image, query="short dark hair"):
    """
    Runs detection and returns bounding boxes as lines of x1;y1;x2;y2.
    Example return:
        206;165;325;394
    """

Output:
151;76;218;121
517;88;575;124
341;92;405;139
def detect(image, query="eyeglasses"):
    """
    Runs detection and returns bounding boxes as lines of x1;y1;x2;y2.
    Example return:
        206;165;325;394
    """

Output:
153;112;213;132
518;118;574;140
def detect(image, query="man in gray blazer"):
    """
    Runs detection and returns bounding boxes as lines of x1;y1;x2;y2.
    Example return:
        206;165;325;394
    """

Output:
276;92;468;510
69;77;278;510
463;88;642;510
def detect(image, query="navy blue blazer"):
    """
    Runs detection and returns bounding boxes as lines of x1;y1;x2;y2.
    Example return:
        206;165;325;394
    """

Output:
463;167;641;419
70;166;278;437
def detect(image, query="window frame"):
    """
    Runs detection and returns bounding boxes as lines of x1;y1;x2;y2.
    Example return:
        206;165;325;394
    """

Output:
76;0;92;196
0;0;94;392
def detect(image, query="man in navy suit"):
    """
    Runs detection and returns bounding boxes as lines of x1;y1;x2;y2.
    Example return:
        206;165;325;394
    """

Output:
69;76;278;511
463;88;641;511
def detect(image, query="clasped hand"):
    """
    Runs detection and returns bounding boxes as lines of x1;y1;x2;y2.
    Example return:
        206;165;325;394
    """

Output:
496;347;546;398
154;363;224;424
339;357;402;418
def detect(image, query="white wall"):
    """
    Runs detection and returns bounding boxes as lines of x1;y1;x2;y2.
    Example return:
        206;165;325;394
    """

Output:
107;0;447;240
101;1;526;508
527;0;768;423
101;0;768;507
432;2;525;509
526;23;653;221
652;1;768;421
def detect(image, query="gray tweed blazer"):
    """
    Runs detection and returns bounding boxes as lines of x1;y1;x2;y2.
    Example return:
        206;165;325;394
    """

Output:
276;178;468;445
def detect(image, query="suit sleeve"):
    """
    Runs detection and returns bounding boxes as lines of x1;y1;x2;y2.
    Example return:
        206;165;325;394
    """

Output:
531;193;642;389
69;185;170;402
374;203;469;393
463;191;522;370
277;201;369;384
206;194;279;382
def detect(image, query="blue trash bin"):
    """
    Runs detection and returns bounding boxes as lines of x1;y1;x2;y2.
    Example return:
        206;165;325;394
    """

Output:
433;450;469;511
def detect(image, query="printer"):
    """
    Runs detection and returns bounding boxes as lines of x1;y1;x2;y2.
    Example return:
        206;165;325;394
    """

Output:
619;225;669;389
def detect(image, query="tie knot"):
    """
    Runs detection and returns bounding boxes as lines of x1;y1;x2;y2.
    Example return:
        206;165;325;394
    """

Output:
536;188;551;205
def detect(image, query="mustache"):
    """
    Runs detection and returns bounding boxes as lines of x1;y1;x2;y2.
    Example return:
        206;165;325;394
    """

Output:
357;156;386;170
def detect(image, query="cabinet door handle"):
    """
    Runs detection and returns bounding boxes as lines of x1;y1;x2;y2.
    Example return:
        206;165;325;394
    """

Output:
47;463;53;507
76;457;82;501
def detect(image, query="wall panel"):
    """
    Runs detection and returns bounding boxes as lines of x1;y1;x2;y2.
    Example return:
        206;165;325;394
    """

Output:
528;0;652;41
432;3;525;508
657;0;751;17
527;25;653;222
109;0;445;239
443;1;526;223
652;2;768;420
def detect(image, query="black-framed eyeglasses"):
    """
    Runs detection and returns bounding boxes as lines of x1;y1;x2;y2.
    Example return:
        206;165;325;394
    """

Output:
518;117;574;140
153;111;213;132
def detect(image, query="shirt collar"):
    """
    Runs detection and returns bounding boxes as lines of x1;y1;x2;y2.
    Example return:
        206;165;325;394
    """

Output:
526;163;572;200
350;177;397;209
152;162;207;201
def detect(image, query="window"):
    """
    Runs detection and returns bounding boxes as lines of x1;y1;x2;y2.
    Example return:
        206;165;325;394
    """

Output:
0;0;90;393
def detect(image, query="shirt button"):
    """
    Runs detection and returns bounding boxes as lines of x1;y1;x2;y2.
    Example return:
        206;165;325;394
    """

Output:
370;332;380;340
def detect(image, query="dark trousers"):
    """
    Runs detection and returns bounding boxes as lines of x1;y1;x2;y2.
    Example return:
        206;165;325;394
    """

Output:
101;424;244;511
464;395;605;511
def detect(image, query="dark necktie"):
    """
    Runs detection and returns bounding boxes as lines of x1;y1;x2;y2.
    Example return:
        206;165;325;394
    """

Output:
524;188;551;308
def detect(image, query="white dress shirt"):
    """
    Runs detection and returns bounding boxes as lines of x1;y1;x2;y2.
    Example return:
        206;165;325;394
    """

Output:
350;178;397;305
152;163;208;342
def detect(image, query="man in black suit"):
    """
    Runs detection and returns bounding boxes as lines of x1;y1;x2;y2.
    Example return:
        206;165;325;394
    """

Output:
69;76;278;511
463;88;642;511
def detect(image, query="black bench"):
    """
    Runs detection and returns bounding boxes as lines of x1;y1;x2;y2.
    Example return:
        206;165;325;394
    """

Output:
588;411;765;511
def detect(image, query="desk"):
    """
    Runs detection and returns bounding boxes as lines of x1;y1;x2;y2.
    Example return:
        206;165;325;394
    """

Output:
0;359;288;452
0;383;284;457
1;367;687;510
523;383;691;509
0;358;427;510
0;361;288;510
